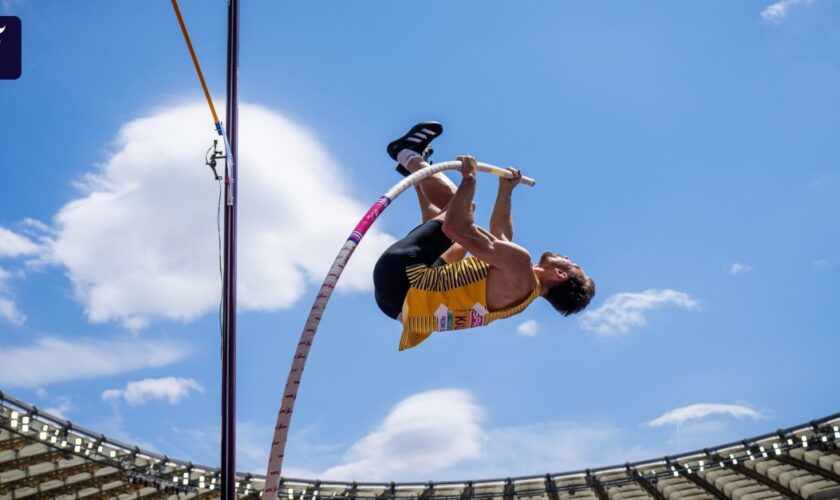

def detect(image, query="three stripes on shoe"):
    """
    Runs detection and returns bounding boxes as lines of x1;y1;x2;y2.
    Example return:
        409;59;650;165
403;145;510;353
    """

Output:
406;128;438;144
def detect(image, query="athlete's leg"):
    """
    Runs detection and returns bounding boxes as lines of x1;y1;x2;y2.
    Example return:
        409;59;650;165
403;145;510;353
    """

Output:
412;185;470;265
438;241;467;263
373;220;454;319
404;156;457;211
414;185;443;223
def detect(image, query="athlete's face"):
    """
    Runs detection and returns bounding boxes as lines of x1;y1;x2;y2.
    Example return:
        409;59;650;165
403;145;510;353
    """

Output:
539;252;585;282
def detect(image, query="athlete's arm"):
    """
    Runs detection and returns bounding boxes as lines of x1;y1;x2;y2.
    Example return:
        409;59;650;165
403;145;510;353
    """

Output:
443;156;531;271
489;167;522;241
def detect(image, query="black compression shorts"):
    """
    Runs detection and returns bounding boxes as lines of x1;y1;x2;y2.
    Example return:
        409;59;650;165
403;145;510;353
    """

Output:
373;220;454;319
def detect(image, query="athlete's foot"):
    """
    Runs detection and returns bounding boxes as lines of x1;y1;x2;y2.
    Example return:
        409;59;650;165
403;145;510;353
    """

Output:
396;146;434;177
387;121;443;165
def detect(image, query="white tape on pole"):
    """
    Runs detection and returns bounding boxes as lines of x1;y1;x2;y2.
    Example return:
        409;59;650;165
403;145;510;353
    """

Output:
263;161;534;498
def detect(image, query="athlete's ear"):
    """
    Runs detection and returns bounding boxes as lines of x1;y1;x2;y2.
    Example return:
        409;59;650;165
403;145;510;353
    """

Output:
554;269;569;282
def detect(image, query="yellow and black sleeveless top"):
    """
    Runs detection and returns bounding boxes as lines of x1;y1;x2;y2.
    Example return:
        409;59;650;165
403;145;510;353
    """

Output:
399;256;541;350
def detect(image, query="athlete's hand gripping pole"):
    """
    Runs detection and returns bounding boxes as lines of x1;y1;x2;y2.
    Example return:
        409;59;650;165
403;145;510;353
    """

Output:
478;164;536;187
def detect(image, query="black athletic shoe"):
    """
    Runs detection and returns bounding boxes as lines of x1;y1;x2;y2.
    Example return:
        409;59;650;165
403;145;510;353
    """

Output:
387;121;443;163
395;146;434;177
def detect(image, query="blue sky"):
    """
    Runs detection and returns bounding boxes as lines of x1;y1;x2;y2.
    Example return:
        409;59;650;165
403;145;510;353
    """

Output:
1;0;838;481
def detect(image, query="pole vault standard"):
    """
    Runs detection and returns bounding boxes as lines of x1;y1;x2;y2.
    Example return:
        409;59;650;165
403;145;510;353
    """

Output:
168;1;239;494
221;0;239;499
263;162;535;499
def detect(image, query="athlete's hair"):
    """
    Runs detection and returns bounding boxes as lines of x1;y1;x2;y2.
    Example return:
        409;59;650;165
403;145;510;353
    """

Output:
543;273;595;316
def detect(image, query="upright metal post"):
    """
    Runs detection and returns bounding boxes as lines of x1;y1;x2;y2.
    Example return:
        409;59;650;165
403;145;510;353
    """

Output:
221;0;239;498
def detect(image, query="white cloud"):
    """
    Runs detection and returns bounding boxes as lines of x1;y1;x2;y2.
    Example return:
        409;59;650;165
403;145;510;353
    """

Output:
450;421;655;480
20;218;51;234
0;337;188;388
89;410;160;453
1;0;27;13
0;297;25;325
320;389;485;481
0;230;38;325
664;420;733;447
0;226;40;257
0;266;25;325
646;403;762;427
516;319;539;337
168;421;293;476
578;289;698;336
282;424;347;478
32;390;75;420
43;102;396;330
278;390;658;482
761;0;814;22
237;422;275;474
102;376;203;406
44;396;75;419
813;257;839;271
729;262;753;275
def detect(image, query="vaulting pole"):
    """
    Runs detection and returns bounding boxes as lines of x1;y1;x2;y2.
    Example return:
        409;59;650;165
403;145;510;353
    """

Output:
221;0;239;498
262;161;535;499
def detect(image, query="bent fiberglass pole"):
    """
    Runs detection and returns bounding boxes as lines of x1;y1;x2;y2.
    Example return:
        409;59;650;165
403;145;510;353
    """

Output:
262;161;535;499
